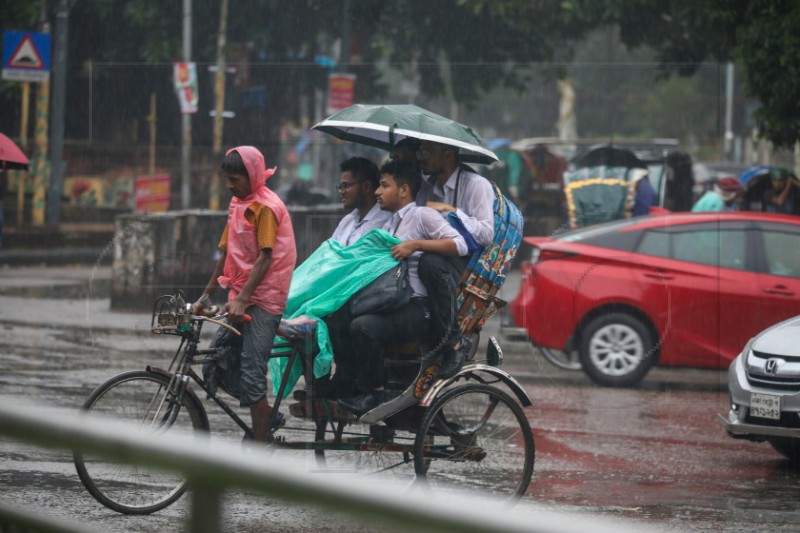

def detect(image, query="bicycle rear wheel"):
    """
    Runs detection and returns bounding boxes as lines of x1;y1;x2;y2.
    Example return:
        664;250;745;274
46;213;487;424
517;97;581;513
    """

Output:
413;383;534;500
73;370;208;514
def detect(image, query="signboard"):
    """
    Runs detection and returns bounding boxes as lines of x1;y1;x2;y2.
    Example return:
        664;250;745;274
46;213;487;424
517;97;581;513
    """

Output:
326;73;356;115
135;174;171;213
173;62;198;114
2;31;51;82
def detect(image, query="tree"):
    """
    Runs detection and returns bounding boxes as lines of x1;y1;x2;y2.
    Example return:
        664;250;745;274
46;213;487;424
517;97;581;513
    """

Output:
567;0;800;149
5;0;798;150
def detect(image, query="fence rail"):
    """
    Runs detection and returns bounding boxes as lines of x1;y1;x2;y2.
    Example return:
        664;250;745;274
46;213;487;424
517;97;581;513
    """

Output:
0;403;647;533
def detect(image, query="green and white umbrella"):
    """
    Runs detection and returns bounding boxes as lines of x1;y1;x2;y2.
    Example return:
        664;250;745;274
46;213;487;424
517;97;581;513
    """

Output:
312;104;499;164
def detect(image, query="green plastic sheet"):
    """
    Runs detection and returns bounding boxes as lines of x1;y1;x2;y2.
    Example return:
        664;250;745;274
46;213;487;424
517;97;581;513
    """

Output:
268;229;402;397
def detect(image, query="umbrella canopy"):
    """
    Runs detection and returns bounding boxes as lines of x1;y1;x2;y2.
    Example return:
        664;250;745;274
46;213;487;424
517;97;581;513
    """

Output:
737;165;774;188
312;104;498;164
572;145;648;169
0;132;30;171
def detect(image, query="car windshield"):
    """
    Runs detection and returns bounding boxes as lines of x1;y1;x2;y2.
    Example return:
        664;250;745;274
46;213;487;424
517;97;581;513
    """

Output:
556;218;642;243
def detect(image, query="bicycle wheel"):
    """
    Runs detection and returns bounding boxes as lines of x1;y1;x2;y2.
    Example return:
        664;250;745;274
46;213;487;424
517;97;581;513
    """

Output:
73;370;209;514
413;383;534;500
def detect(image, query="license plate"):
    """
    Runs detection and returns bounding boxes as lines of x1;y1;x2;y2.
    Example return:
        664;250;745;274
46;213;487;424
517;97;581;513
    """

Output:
751;393;781;420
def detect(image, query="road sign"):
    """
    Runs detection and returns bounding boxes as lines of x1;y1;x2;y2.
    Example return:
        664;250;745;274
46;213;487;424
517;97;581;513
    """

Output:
2;31;51;82
173;62;198;114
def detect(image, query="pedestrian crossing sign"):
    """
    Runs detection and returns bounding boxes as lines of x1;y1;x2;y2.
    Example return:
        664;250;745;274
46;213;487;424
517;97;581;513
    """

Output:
2;31;51;82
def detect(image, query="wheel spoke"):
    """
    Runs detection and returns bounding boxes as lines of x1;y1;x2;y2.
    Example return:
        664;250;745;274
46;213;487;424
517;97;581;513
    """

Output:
414;384;534;499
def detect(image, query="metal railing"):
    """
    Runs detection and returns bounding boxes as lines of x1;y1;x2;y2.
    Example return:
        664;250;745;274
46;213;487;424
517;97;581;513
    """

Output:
0;403;649;533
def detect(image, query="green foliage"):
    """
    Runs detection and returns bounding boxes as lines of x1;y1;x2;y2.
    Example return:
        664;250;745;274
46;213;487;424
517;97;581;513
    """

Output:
2;0;800;148
570;0;800;147
732;0;800;148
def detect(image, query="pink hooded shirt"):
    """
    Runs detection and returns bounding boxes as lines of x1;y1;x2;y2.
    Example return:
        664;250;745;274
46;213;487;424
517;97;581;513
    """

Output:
218;146;297;314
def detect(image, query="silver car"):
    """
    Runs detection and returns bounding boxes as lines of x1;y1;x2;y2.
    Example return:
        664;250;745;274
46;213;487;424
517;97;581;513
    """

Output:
719;315;800;462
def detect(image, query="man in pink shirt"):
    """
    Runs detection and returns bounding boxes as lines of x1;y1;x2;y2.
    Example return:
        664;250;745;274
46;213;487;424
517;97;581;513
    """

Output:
192;146;297;442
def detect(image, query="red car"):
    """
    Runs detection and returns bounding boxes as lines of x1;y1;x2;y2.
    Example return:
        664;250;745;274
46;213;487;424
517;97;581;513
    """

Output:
509;212;800;386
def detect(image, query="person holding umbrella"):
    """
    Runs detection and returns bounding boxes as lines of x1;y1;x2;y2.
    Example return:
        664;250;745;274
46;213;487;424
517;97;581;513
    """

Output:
312;104;500;379
761;167;800;215
415;140;495;378
0;132;32;248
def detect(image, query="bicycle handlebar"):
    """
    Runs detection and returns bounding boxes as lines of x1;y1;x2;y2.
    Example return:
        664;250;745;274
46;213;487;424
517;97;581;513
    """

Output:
192;308;251;337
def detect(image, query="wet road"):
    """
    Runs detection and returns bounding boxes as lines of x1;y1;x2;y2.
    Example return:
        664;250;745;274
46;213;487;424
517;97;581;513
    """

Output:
1;265;798;532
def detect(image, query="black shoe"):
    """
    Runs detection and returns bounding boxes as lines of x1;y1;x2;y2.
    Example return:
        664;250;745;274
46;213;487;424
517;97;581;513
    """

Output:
292;389;309;402
438;337;472;379
337;391;381;415
270;411;285;431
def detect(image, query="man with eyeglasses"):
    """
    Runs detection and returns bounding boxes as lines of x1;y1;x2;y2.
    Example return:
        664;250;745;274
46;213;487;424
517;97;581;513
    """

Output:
331;157;392;246
413;140;495;378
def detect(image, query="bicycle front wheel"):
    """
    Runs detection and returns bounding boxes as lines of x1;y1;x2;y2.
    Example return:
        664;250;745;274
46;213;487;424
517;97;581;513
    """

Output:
413;383;534;500
73;370;209;514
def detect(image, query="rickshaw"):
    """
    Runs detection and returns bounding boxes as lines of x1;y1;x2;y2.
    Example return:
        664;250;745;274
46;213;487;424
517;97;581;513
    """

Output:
563;145;669;228
73;105;535;514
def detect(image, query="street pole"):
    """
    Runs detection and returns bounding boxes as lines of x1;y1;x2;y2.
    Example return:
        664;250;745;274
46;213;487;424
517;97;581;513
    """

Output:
147;93;157;176
47;0;68;227
181;0;192;209
210;0;229;211
724;62;734;162
17;82;30;227
30;0;50;226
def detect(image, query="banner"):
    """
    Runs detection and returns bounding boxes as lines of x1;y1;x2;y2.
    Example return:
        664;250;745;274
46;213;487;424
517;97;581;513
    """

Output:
173;62;198;114
135;174;171;213
326;73;356;115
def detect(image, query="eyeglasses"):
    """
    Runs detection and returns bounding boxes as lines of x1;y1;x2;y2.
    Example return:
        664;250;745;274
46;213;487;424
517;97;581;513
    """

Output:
336;181;360;193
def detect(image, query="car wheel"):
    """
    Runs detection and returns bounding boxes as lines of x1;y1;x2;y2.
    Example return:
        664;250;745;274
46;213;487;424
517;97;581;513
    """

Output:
578;312;657;387
768;437;800;464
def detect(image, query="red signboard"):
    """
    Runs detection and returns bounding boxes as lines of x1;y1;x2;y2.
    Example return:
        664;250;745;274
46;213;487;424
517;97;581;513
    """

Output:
135;174;171;213
326;73;356;115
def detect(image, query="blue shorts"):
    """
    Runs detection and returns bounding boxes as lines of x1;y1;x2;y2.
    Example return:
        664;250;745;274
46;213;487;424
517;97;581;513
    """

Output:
239;306;281;407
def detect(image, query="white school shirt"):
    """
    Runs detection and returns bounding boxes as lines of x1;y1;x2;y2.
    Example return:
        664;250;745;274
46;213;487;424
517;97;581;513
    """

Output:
331;202;392;246
415;167;494;247
384;203;468;298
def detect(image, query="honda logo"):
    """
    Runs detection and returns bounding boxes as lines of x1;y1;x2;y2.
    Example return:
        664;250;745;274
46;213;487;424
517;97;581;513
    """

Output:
765;358;782;375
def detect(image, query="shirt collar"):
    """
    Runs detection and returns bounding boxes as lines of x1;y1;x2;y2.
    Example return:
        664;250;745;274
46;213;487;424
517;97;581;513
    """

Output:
362;202;384;221
431;168;460;198
443;168;460;191
396;202;416;219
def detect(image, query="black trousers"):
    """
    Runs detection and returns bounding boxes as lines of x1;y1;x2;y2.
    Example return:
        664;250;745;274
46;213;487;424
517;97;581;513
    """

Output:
324;298;429;394
349;298;429;392
417;253;468;356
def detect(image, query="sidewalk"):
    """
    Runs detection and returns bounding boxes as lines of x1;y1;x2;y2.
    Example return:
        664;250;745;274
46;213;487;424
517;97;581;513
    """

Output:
0;246;111;267
0;265;149;333
0;223;114;267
